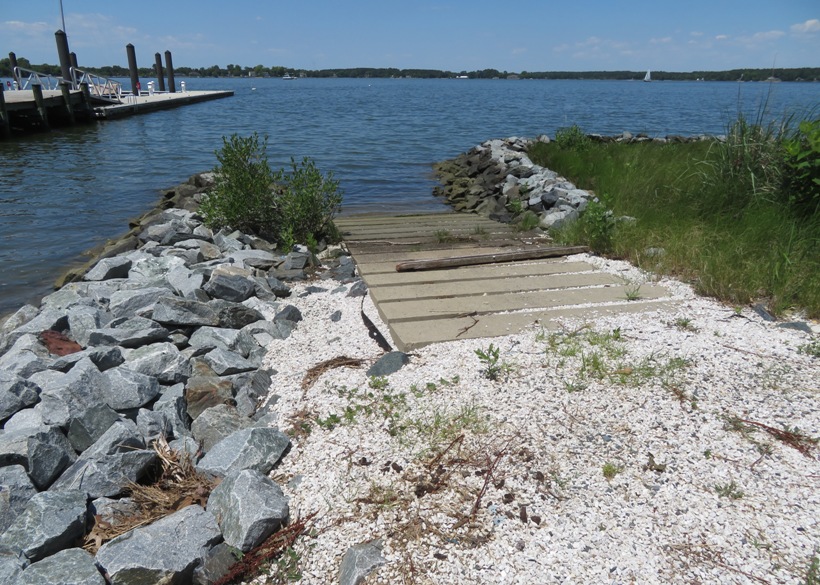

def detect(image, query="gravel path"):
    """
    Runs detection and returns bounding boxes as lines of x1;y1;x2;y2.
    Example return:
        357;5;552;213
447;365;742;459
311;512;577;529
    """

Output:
261;252;819;584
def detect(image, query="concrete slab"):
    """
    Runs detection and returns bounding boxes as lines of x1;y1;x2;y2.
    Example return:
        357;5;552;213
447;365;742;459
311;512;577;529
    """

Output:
361;260;596;286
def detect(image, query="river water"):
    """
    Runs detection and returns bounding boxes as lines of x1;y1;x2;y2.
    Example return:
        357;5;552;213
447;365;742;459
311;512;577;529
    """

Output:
0;77;818;316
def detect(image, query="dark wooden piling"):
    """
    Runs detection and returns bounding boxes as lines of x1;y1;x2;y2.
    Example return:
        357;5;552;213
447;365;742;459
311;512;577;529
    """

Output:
70;52;79;72
165;51;176;93
78;82;93;121
59;83;76;124
31;85;50;130
55;30;73;88
8;52;20;87
126;44;139;95
0;86;10;138
154;53;166;92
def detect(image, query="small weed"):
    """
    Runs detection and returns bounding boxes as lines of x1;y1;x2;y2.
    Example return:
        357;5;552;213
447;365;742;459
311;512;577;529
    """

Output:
714;480;744;499
602;461;623;480
434;229;459;243
625;283;643;301
369;376;389;391
472;225;488;236
475;343;512;381
270;547;303;584
516;211;541;232
805;550;820;585
506;198;524;214
798;338;820;358
564;380;587;393
703;449;712;459
671;317;698;332
316;413;342;430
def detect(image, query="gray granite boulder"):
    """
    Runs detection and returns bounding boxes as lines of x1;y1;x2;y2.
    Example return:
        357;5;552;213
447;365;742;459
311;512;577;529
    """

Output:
338;539;386;585
274;304;302;324
0;371;40;422
207;469;289;552
203;266;257;302
125;342;191;384
188;326;241;353
0;490;88;562
50;422;157;499
151;296;220;327
95;504;222;585
37;358;107;428
166;265;206;299
108;287;170;319
50;346;124;373
196;427;290;478
89;497;141;527
153;384;191;438
200;347;257;376
232;369;272;418
2;408;45;432
136;409;172;443
0;551;25;583
191;542;239;585
102;366;161;410
185;376;234;420
19;547;105;585
84;256;133;282
191;405;253;452
0;426;76;490
0;334;51;379
64;303;110;348
66;402;121;453
86;316;170;348
209;300;265;330
367;351;410;377
0;465;38;532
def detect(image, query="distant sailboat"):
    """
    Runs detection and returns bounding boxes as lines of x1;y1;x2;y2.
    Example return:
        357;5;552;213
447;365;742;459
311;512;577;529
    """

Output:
643;70;651;82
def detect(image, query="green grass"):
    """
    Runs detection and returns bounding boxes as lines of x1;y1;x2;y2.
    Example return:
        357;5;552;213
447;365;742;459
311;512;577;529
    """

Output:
530;128;820;318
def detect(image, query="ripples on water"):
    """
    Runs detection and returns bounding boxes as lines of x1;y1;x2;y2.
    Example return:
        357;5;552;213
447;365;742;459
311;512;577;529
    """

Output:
0;77;818;314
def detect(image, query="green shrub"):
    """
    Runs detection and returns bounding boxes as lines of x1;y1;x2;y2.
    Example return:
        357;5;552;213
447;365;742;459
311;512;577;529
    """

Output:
201;133;343;247
554;124;592;151
782;119;820;217
200;132;277;238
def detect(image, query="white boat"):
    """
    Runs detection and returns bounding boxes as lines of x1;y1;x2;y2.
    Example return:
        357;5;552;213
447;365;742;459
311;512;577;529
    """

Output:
643;70;651;82
282;73;296;80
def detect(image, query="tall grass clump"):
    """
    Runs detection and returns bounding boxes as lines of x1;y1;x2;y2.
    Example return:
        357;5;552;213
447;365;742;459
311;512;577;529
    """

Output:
530;117;820;317
200;132;342;248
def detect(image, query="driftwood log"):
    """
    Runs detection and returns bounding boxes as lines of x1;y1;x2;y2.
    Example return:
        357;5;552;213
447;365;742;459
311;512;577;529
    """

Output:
395;246;589;272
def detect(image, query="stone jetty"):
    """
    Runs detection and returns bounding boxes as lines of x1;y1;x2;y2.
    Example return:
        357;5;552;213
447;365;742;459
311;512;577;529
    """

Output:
0;173;358;584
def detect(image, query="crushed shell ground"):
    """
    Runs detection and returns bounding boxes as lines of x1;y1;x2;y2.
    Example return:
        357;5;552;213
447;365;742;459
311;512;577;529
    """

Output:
254;252;819;585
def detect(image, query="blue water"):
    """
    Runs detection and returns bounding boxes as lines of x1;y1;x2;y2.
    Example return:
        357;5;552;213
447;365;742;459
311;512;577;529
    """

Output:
1;77;818;315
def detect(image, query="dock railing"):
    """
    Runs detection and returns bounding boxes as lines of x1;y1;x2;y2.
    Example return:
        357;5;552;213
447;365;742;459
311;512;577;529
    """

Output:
13;67;61;91
71;68;123;102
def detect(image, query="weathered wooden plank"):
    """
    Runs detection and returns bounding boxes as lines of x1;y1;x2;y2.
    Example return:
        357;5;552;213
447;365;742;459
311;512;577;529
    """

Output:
360;260;595;286
370;272;622;302
395;246;589;272
376;284;669;323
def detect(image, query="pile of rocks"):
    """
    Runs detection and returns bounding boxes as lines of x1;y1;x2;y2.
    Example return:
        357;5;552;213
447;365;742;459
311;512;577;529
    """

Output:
0;173;358;584
432;134;718;231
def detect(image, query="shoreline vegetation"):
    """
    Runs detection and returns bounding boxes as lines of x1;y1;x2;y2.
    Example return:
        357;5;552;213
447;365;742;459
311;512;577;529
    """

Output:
2;57;820;82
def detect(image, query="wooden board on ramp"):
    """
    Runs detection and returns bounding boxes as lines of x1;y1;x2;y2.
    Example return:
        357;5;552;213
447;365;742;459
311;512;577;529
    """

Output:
337;212;676;351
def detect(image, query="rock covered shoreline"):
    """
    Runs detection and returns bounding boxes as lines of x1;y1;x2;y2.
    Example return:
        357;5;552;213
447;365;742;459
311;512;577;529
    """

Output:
0;172;369;584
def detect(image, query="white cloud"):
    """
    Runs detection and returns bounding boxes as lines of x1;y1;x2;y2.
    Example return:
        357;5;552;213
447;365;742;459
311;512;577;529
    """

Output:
715;34;729;40
0;20;51;35
791;19;820;34
750;30;785;42
511;47;527;55
690;31;704;37
650;37;672;44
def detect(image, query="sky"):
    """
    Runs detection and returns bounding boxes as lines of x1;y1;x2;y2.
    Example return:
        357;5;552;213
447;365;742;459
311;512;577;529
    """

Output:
1;1;819;72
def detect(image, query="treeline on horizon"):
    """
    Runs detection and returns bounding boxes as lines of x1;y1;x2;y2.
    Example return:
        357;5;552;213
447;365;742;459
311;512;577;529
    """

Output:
1;57;819;82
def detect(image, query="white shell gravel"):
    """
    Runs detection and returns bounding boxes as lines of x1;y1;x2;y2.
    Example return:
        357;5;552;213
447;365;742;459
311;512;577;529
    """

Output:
256;252;819;584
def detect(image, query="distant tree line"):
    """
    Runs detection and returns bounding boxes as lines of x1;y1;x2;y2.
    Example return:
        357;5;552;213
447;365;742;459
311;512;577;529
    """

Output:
2;57;818;82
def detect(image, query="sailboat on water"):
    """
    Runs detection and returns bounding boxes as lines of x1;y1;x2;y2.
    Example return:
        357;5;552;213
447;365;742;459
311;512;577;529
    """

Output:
643;70;651;82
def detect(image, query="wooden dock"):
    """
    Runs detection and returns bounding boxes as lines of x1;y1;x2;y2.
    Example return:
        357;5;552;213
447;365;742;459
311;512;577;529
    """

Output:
0;87;233;136
338;212;677;351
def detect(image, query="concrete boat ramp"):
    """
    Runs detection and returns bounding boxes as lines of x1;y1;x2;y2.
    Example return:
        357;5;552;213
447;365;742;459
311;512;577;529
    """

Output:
337;212;677;351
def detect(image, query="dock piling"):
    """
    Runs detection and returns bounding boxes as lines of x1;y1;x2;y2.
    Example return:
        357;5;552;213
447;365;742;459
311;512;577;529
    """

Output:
154;53;166;92
31;84;50;130
8;52;20;87
0;86;10;138
165;51;176;93
55;30;74;88
126;44;139;96
59;82;76;125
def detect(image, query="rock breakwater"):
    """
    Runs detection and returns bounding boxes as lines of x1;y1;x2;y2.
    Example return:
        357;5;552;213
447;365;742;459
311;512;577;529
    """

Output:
0;173;360;584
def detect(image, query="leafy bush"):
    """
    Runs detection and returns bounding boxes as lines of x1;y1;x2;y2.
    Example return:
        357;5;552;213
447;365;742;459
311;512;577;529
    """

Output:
200;133;343;247
200;132;277;238
554;124;592;151
782;119;820;216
